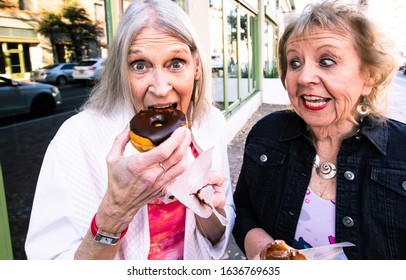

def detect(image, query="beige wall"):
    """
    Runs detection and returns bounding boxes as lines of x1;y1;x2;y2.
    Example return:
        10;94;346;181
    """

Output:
186;1;211;53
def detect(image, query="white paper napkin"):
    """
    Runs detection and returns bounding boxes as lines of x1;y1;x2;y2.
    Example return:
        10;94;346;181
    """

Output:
300;242;355;260
161;147;228;226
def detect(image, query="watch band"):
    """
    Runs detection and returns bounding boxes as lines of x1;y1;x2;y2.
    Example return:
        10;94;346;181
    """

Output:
90;213;128;245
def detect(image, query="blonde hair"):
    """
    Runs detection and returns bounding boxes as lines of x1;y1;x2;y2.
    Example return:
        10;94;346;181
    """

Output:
82;0;213;125
278;0;397;118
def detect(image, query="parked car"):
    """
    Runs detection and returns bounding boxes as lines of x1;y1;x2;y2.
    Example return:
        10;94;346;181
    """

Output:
72;58;105;84
0;76;61;118
30;63;78;86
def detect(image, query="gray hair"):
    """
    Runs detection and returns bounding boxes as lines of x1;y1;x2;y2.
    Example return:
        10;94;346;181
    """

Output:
278;0;397;118
82;0;213;124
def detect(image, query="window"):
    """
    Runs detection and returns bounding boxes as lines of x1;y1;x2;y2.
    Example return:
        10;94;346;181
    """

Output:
210;0;259;114
225;0;238;107
264;20;278;78
18;0;24;10
61;64;76;70
210;0;224;102
172;0;186;10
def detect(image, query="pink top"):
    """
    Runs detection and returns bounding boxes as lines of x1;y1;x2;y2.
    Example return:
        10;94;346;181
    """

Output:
147;143;200;260
294;187;336;249
147;199;186;260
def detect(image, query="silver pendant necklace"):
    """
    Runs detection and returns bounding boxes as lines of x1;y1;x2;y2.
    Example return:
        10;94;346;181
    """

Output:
313;155;337;180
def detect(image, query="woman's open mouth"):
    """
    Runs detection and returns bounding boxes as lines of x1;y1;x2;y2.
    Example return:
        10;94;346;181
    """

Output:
147;103;178;110
301;95;330;111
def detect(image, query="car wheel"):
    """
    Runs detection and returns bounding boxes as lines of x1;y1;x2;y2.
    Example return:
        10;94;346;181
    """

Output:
56;76;68;86
31;94;56;117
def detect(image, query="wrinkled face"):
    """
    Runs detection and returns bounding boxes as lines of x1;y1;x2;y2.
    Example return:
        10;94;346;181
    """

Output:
284;28;373;129
127;27;201;115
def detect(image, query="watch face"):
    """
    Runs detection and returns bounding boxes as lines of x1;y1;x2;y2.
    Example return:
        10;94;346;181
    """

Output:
94;233;119;245
99;236;114;245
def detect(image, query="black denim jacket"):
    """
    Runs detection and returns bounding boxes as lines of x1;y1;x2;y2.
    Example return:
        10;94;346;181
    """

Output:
233;110;406;259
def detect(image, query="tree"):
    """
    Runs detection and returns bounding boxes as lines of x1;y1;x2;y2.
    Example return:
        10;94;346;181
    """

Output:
36;12;65;45
61;5;104;61
36;1;103;62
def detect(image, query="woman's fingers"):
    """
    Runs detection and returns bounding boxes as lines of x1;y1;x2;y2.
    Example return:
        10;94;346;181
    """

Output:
207;171;224;188
154;126;191;163
107;124;130;162
138;126;191;179
207;171;226;209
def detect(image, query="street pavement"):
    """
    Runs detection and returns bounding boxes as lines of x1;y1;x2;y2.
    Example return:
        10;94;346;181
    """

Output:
388;73;406;124
0;111;77;260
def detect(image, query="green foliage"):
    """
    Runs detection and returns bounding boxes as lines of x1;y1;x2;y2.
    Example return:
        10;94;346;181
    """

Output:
36;1;103;61
36;12;66;38
263;60;279;78
270;64;279;78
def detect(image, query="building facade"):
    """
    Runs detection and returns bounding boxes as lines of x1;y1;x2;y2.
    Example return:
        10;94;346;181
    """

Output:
0;0;108;80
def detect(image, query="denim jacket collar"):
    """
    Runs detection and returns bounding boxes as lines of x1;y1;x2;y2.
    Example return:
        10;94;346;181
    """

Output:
278;112;388;156
279;112;308;142
359;116;388;156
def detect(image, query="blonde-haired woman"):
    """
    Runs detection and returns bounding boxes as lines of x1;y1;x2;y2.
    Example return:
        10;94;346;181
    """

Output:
233;0;405;260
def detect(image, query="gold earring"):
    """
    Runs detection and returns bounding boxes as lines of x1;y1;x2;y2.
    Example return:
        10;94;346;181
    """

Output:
356;97;371;122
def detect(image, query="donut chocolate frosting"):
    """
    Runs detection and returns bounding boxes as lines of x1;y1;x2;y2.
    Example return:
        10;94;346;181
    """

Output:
129;107;187;146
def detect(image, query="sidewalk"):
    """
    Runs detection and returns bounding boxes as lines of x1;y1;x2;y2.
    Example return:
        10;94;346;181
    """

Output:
225;103;290;259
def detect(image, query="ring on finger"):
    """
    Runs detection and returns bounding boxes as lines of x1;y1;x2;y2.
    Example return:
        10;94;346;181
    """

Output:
159;183;168;198
159;162;166;172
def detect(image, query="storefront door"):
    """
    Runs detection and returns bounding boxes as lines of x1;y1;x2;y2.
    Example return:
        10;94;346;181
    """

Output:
5;43;25;79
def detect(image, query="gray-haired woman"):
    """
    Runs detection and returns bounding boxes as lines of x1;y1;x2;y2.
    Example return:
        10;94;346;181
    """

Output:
26;0;235;260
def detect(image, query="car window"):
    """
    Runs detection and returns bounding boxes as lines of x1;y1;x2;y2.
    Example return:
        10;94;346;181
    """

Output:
0;79;8;87
61;64;76;70
78;60;97;66
42;64;59;70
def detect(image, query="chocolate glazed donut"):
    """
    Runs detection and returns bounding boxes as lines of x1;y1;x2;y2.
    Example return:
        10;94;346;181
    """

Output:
129;106;188;152
260;240;308;260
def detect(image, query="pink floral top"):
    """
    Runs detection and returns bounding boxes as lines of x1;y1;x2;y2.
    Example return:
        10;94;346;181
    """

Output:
147;199;186;260
147;144;200;260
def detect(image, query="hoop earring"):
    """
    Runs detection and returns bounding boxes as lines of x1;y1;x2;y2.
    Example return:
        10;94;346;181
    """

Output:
356;97;371;122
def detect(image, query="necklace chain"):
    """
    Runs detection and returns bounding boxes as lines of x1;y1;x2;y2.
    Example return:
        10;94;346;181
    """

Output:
313;155;337;180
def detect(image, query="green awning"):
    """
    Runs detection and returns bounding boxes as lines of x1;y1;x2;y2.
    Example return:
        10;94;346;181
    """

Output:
0;27;39;43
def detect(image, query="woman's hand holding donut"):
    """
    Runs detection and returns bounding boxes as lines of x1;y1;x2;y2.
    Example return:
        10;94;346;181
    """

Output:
145;126;192;187
96;125;191;233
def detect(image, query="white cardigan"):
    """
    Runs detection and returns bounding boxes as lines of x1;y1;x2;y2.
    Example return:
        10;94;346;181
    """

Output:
25;106;235;260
